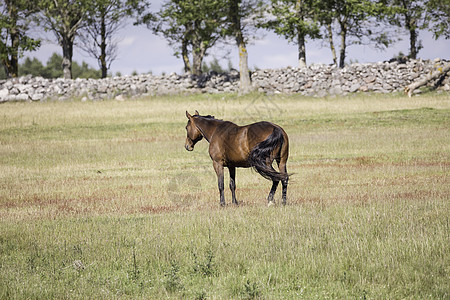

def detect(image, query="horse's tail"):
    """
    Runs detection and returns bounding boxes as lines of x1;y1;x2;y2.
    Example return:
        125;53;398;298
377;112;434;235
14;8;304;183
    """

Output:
248;127;288;182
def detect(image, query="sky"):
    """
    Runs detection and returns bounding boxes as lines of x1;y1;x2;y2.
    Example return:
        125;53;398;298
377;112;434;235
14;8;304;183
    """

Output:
24;4;450;76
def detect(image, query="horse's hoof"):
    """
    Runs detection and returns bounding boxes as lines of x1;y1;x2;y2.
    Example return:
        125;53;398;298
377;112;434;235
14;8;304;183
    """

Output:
267;201;275;207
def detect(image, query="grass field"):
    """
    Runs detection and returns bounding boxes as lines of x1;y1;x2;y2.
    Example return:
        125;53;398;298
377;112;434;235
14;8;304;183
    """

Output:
0;92;449;299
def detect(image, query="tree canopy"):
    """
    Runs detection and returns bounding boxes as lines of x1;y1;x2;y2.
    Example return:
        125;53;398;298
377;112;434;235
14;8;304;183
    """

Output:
1;0;448;78
0;0;41;78
141;0;227;75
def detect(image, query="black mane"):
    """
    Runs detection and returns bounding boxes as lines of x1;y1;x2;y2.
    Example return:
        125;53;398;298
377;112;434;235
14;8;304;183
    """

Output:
194;114;225;122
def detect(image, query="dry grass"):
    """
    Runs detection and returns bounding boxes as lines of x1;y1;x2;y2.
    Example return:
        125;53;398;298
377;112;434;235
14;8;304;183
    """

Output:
0;92;449;298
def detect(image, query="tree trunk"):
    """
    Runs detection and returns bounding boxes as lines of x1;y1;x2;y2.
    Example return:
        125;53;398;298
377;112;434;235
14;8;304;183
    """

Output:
297;32;306;68
1;59;12;79
100;13;107;78
192;48;204;76
407;18;418;59
237;38;252;93
338;17;347;68
296;0;306;68
1;51;14;79
404;63;450;97
10;28;19;78
403;6;418;59
191;31;205;75
4;1;19;78
327;22;337;66
181;39;191;74
61;36;73;79
229;0;253;94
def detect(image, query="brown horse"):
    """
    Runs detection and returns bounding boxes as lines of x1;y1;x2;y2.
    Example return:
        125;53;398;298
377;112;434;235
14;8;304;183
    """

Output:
185;111;289;206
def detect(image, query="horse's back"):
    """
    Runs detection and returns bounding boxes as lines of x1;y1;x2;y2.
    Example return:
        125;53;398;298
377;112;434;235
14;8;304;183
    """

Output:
209;120;287;167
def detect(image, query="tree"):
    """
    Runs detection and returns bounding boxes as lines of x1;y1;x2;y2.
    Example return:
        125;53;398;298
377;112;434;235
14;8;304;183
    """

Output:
72;61;102;78
319;0;394;67
0;0;40;78
39;0;89;79
19;57;47;77
202;57;233;73
18;53;101;78
260;0;321;67
224;0;265;93
380;0;430;59
80;0;147;78
142;0;226;75
45;52;64;78
426;0;450;40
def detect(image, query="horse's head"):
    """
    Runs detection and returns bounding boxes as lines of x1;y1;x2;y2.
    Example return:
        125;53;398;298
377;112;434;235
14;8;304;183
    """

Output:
185;110;203;151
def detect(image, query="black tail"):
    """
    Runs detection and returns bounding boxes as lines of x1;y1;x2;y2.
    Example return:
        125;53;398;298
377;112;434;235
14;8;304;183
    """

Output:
248;127;288;181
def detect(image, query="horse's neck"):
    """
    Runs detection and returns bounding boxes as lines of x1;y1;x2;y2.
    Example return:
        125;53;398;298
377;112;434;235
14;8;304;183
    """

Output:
195;117;221;142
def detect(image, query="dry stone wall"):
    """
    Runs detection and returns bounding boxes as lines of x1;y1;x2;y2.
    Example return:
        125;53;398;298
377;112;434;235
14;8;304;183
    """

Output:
0;59;448;102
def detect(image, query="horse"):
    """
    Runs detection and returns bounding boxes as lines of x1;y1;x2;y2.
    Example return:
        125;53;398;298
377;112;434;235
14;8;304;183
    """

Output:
185;110;289;206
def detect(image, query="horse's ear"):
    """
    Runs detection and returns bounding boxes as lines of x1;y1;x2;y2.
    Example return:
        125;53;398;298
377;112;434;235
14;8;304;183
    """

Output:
194;110;199;116
186;111;192;119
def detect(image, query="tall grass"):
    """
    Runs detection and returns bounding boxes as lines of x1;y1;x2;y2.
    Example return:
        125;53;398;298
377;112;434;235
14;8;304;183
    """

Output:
0;92;449;298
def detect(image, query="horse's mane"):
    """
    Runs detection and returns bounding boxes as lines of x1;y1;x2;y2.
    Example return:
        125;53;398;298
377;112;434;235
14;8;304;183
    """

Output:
197;114;223;121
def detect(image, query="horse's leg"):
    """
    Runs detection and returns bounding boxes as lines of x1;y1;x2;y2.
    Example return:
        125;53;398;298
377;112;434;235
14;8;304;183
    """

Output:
266;158;279;205
229;166;238;205
278;159;288;205
213;161;225;206
267;180;279;205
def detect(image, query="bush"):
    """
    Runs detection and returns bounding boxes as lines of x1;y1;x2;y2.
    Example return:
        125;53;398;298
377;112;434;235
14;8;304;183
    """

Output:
1;53;102;79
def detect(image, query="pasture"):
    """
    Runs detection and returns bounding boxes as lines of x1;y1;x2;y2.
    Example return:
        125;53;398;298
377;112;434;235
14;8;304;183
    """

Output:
0;92;449;299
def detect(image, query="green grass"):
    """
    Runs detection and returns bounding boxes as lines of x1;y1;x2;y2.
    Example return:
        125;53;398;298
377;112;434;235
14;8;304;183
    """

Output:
0;92;449;299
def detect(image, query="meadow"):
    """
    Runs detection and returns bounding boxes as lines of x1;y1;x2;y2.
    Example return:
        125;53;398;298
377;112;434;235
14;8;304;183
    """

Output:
0;92;448;299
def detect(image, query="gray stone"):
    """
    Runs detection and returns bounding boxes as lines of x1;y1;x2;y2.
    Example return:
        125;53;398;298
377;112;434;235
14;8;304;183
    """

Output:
349;83;361;93
16;93;30;101
31;93;44;101
364;76;376;84
97;84;108;93
9;87;19;95
0;88;9;100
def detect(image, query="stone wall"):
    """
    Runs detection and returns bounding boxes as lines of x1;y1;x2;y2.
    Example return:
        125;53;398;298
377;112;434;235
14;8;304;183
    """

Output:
0;58;448;102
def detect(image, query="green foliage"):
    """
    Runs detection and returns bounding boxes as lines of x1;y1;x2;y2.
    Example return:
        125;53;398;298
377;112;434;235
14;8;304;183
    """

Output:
426;0;450;39
39;0;92;78
80;0;149;78
142;0;228;75
261;0;321;43
258;0;322;66
8;53;101;79
0;0;41;77
317;0;398;67
18;57;47;77
45;53;64;78
202;57;234;73
378;0;435;58
72;61;102;79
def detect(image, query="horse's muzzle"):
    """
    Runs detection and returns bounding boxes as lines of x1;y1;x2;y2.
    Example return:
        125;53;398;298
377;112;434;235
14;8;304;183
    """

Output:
185;144;194;151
